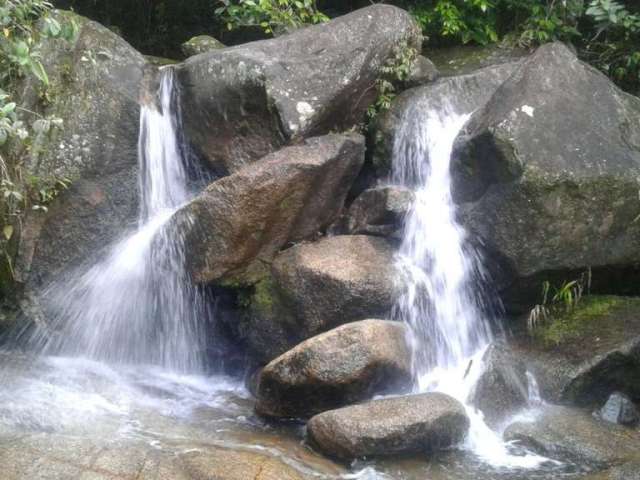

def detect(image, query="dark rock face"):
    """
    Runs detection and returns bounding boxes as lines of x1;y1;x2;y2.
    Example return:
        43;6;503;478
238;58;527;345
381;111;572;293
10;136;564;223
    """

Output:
504;406;640;466
513;296;640;407
455;43;640;285
181;35;224;58
597;392;640;426
178;4;422;174
172;134;365;285
255;319;411;419
333;186;413;237
307;392;469;460
470;342;529;428
241;235;399;362
372;60;520;177
14;11;148;292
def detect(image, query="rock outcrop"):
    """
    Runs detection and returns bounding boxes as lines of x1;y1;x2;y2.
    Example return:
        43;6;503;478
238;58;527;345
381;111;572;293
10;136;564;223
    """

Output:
181;35;224;58
307;393;469;460
178;4;422;174
454;42;640;288
14;11;148;293
240;235;399;362
172;134;365;285
255;319;411;419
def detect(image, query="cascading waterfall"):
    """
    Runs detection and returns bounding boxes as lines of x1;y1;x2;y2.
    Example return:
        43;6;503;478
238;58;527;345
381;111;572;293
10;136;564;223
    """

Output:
392;101;544;468
27;68;211;372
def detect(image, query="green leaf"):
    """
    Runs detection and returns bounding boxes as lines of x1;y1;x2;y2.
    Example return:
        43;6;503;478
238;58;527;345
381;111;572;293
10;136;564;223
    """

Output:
3;225;13;241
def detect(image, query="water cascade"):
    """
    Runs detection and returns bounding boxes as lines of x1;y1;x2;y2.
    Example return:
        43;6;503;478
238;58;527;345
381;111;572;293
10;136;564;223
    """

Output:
27;68;211;372
392;102;545;467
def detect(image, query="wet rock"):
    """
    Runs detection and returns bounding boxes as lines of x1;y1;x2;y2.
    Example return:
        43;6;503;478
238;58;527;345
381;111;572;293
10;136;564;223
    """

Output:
428;44;527;76
334;185;414;237
255;319;411;419
372;60;520;177
13;11;148;292
583;461;640;480
504;406;640;466
173;134;365;285
512;295;640;407
180;35;224;58
470;342;529;428
404;55;439;88
597;392;640;426
178;4;422;173
307;392;469;460
454;42;640;286
241;235;399;362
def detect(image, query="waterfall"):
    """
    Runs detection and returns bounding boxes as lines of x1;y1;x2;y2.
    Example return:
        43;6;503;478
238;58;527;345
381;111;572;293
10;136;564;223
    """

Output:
27;69;211;372
392;102;545;468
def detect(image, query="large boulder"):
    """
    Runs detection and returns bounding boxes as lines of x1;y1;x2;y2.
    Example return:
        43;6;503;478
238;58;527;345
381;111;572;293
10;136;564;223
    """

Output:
13;11;149;292
470;342;529;428
240;235;399;362
513;295;640;407
372;60;520;177
177;4;422;173
454;43;640;290
307;393;469;460
172;134;365;286
255;319;411;419
504;406;640;466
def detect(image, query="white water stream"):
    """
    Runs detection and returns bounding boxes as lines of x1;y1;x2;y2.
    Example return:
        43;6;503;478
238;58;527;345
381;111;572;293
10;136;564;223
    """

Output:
28;69;210;371
392;102;546;468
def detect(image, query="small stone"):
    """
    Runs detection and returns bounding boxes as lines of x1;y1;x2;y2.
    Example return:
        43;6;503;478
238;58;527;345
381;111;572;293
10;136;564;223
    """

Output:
597;392;639;426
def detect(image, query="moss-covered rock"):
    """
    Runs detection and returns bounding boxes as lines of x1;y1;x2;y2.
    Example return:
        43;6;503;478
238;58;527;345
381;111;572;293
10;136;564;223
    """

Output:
180;35;224;58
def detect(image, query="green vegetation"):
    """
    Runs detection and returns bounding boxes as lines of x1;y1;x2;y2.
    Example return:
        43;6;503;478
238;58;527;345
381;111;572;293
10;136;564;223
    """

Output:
533;295;629;345
0;0;75;289
216;0;328;35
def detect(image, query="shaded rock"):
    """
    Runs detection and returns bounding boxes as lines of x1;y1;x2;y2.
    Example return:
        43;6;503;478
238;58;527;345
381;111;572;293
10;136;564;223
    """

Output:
470;342;529;428
454;43;640;286
504;406;640;466
256;319;411;419
13;11;149;292
597;392;639;426
241;235;398;362
178;4;422;173
333;185;413;237
583;461;640;480
372;60;520;177
404;55;439;88
307;393;469;460
180;35;224;58
173;134;365;285
513;296;640;407
428;44;528;76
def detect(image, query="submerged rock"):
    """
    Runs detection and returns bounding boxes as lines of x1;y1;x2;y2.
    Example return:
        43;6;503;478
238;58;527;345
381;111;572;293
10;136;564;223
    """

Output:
178;4;422;173
13;11;148;292
504;406;640;466
470;342;529;428
255;319;411;419
454;42;640;287
180;35;224;57
241;235;399;362
307;392;469;460
597;392;639;426
173;134;365;285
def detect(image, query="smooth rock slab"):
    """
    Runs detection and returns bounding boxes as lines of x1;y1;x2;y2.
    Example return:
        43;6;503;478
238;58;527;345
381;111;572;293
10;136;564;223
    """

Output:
256;319;411;419
307;393;469;460
505;406;640;466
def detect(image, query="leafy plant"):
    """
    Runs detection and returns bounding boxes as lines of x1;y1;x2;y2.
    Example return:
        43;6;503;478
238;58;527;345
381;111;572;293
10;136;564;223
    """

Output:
215;0;328;35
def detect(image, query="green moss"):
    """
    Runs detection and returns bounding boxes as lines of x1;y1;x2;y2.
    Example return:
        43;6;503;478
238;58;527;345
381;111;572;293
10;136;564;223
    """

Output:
535;295;631;345
251;276;275;315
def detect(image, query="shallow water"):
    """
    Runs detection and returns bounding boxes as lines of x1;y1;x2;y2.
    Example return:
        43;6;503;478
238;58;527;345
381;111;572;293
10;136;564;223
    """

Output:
0;351;596;480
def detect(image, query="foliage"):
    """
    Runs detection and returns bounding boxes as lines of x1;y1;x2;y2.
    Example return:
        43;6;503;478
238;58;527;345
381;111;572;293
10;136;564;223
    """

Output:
367;41;419;120
0;0;75;283
527;268;592;333
215;0;329;35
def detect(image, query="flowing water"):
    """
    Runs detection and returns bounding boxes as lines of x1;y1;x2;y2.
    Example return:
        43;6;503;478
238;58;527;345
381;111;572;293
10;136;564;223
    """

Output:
0;72;597;479
391;101;549;468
